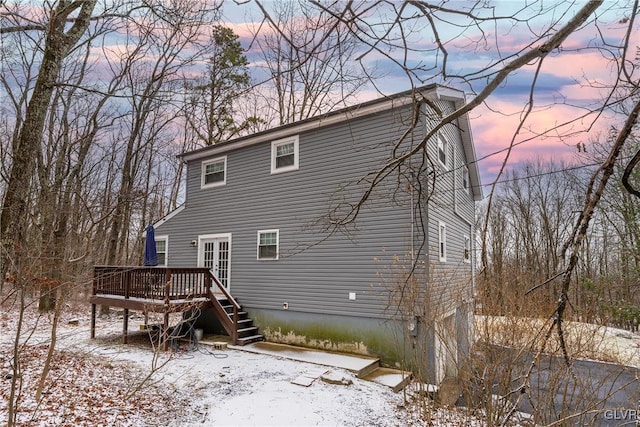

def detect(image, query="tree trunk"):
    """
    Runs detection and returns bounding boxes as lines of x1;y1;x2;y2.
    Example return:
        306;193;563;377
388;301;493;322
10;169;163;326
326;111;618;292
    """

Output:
0;0;97;287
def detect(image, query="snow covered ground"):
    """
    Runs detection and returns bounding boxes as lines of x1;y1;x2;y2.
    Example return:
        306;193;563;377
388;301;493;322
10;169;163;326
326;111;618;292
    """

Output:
476;315;640;368
1;299;486;426
5;295;637;426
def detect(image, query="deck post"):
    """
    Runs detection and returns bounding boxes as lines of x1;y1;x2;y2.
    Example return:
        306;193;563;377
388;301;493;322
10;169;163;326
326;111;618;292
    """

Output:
162;268;171;351
123;308;129;344
123;268;130;344
205;270;211;294
90;303;96;338
232;305;238;345
91;267;97;339
162;312;169;351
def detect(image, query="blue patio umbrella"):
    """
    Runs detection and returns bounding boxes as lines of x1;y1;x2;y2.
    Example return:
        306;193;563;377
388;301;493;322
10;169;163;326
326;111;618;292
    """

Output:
143;225;158;266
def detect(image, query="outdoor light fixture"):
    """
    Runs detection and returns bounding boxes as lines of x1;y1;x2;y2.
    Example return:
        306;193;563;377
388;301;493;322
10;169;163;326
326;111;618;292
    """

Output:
190;240;197;247
407;316;418;337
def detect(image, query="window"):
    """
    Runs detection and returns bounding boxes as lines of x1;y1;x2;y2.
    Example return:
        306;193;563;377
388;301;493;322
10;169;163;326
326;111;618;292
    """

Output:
257;230;279;260
271;136;299;174
463;235;471;263
438;222;447;262
462;165;470;193
437;134;448;168
155;237;168;266
201;157;226;188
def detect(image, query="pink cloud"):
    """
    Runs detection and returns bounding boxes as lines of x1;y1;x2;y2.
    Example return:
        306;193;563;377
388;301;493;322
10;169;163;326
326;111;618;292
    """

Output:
470;95;613;185
544;51;621;88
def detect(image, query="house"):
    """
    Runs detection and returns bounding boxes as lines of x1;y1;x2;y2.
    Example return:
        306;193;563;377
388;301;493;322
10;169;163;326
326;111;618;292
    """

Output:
153;84;482;383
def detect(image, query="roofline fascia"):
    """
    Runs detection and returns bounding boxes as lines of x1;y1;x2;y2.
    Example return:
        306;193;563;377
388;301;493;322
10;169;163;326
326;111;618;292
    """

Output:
453;101;483;201
151;204;186;231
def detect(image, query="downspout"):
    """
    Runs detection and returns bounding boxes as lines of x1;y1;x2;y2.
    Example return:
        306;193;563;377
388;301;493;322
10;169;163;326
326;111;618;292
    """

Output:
410;171;415;261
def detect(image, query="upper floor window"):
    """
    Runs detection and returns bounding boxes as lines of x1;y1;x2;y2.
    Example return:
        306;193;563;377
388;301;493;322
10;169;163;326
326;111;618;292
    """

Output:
201;157;226;188
463;235;471;263
257;229;279;260
437;134;448;168
438;221;447;262
462;165;470;193
271;136;299;174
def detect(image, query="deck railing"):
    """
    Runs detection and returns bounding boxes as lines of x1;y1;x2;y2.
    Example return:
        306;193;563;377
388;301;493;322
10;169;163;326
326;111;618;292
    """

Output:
92;265;241;344
93;266;213;300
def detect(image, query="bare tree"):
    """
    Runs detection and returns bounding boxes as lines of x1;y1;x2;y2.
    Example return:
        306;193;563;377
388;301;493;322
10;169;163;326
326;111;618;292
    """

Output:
0;0;96;292
250;0;369;125
0;1;219;422
34;26;117;310
182;25;259;146
103;2;219;266
478;160;584;316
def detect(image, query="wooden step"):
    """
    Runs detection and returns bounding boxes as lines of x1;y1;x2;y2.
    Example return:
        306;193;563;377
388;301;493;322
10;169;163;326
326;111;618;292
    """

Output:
237;326;259;337
236;334;264;345
221;306;249;319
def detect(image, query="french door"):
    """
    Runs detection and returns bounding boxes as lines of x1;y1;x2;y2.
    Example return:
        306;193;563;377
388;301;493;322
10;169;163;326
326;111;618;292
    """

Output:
198;235;230;291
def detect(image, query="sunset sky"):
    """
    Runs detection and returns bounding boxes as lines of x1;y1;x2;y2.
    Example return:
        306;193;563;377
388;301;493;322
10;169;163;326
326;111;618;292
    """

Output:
219;1;638;186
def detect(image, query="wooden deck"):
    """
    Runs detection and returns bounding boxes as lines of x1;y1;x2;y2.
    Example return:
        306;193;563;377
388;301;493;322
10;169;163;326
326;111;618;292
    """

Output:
90;266;263;348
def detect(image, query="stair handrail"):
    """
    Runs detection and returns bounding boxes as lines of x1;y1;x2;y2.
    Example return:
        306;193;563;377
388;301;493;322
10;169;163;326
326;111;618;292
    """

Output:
206;270;240;344
206;271;240;309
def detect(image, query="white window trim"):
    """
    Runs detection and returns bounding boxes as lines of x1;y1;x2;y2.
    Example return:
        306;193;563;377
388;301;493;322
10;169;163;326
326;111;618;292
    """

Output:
155;235;168;267
462;165;470;194
271;136;299;174
257;229;279;260
463;235;471;263
201;156;227;188
438;221;447;262
437;133;448;169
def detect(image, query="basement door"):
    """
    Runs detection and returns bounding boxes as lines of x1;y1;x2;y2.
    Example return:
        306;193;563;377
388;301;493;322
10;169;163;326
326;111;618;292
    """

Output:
198;235;230;291
434;313;458;384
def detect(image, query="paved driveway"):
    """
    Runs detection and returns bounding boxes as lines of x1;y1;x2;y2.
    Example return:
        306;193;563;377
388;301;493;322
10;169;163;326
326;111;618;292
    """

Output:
511;351;639;426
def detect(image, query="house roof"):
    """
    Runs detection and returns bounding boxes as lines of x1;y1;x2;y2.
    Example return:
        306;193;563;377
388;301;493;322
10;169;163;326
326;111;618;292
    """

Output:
150;204;185;231
180;84;482;200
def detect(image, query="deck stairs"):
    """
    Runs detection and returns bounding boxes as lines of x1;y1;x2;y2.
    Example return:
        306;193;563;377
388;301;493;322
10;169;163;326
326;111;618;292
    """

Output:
207;290;263;346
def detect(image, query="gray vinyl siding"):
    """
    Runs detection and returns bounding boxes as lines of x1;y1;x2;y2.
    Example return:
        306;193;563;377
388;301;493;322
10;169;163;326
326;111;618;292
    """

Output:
452;118;475;223
422;101;475;314
158;107;417;319
157;98;475;320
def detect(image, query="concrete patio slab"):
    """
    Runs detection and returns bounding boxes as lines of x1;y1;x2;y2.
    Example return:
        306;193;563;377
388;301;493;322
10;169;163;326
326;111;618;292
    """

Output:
228;341;380;378
200;337;411;391
362;367;412;393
